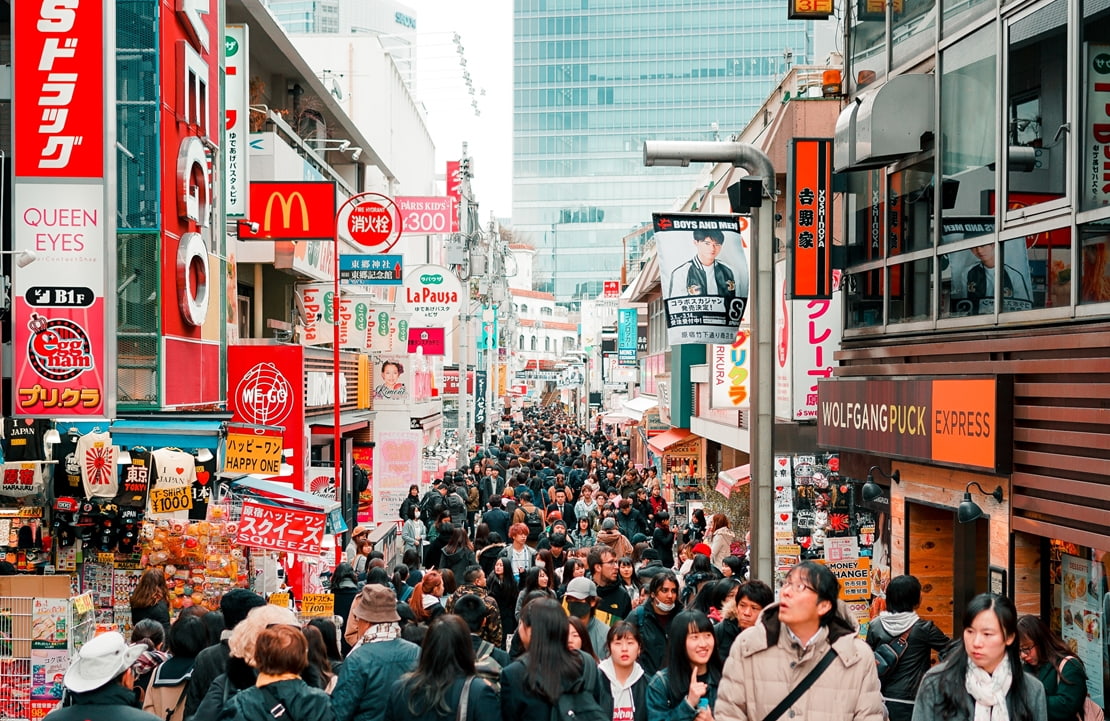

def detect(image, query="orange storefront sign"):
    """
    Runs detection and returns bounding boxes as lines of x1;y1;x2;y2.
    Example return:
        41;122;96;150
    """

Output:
789;139;833;299
239;181;337;240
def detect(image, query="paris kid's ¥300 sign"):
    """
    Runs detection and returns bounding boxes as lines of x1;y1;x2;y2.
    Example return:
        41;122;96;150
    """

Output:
816;377;1014;474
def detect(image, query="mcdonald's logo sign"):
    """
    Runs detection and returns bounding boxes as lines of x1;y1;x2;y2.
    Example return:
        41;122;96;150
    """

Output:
239;181;337;240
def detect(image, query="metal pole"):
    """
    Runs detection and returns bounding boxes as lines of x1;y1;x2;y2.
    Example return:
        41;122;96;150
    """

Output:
332;209;343;544
457;143;471;468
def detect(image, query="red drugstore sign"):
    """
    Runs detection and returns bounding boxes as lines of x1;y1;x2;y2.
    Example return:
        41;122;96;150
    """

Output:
789;139;834;299
236;499;326;556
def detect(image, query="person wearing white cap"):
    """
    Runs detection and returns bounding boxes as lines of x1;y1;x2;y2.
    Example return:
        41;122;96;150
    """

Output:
46;632;162;721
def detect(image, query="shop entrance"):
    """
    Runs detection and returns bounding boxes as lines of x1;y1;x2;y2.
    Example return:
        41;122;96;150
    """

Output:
906;501;990;636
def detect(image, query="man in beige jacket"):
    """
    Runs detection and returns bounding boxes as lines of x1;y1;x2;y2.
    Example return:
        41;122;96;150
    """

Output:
716;561;885;721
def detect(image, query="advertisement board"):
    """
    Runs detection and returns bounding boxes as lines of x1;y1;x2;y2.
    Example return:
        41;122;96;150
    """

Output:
373;430;422;523
400;264;463;326
224;26;249;217
228;345;305;489
789;139;834;299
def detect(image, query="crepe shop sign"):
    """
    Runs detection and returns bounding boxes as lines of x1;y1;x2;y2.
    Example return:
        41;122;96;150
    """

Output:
235;500;325;556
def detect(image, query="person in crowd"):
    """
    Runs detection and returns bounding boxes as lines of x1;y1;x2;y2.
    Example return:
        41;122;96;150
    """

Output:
590;544;633;622
202;611;226;648
444;564;504;648
718;556;747;580
384;615;499;721
402;507;427;556
715;561;885;721
441;568;458;595
399;484;422;522
1017;614;1087;721
346;526;370;564
683;509;707;545
616;498;649;542
558;558;587;597
568;615;600;661
424;509;455;569
599;622;650;721
410;570;445;623
714;579;773;665
911;594;1045;721
547;486;578;530
628;571;681;677
576;485;600;529
186;588;267;718
645;610;722;721
130;568;171;630
142;614;207;721
332;585;421;721
440;527;477;582
483;496;512;544
516;565;557;617
497;522;538;582
474;522;492;551
536;548;560;588
392;565;413;603
512;490;547;547
46;632;161;721
454;593;513;682
500;598;606;721
865;574;952;721
217;625;334;721
477;530;507;577
130;619;169;705
352;537;373;581
598;518;635;561
488;557;520;644
572;516;599;551
563;576;612;657
619;557;642;601
652;512;677;570
306;616;345;679
706;514;736;570
302;623;338;693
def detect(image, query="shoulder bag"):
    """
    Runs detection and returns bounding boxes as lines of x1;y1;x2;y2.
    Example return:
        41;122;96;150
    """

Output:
1057;656;1104;721
762;648;838;721
457;676;476;721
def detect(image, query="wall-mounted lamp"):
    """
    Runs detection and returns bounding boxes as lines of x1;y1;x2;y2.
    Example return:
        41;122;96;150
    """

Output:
237;219;260;237
307;138;351;152
861;465;901;502
195;448;214;463
957;482;1004;523
348;147;362;161
0;249;38;268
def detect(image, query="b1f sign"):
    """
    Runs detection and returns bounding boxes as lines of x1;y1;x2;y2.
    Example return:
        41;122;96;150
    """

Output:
396;196;455;234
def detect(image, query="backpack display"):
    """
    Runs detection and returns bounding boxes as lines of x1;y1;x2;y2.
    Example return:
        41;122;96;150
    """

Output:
523;506;543;542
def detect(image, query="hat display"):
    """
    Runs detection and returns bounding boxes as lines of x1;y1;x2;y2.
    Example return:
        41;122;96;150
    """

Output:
351;583;400;623
565;576;597;600
63;631;145;693
692;542;712;557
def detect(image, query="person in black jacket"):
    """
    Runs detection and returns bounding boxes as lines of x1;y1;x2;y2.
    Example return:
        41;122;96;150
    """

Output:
714;579;772;666
185;588;266;719
399;484;422;521
626;571;680;676
47;632;161;721
499;598;605;721
865;574;951;721
216;625;333;721
385;615;499;721
482;497;512;543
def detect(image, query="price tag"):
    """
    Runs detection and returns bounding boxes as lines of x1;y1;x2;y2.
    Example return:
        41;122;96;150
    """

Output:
97;553;115;565
301;593;334;617
18;507;43;518
149;485;193;514
72;592;94;615
268;592;290;608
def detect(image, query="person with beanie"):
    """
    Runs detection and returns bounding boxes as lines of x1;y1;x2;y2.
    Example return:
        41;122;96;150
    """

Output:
185;588;266;718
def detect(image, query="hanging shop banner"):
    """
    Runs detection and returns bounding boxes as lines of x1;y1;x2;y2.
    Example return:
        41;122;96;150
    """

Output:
618;308;638;366
604;281;621;299
396;196;455;235
339;254;403;285
654;213;749;345
225;431;283;475
238;182;336;240
710;326;752;410
408;327;446;355
12;0;110;417
445;161;462;233
400;264;463;326
342;295;372;351
442;369;475;396
475;371;488;427
228;345;306;490
817;377;1014;473
373;354;411;406
789;139;834;299
236;499;325;556
373;430;422;522
1084;44;1110;210
224;25;249;217
775;260;843;421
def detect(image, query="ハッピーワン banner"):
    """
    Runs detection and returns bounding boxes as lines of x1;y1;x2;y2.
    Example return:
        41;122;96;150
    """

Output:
654;213;749;345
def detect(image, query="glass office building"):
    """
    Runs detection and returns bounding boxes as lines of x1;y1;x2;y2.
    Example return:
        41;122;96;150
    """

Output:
513;0;814;302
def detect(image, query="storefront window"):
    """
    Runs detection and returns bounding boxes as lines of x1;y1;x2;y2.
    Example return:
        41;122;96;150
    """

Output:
1019;225;1074;310
1081;0;1110;212
941;25;997;251
1079;221;1110;303
850;1;887;92
1047;541;1108;706
1006;0;1068;215
889;161;936;255
893;0;937;69
888;257;933;322
846;169;886;267
942;0;995;40
845;270;885;328
940;239;1037;315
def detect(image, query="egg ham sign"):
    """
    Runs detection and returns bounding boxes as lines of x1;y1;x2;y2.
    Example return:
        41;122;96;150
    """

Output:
400;264;462;326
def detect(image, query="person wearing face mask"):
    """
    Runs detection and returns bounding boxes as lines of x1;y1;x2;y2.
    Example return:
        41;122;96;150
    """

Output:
402;508;427;556
628;571;680;676
562;576;613;658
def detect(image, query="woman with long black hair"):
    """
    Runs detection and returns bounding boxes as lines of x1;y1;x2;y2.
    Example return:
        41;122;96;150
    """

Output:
645;610;721;721
384;615;498;721
500;597;605;721
911;594;1046;721
1016;614;1088;721
488;557;519;645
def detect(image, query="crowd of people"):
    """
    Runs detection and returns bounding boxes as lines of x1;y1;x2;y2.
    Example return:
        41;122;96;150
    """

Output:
48;406;1092;721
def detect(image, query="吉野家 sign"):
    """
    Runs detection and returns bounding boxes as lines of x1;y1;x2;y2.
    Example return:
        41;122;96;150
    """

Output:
236;500;326;556
238;182;336;240
789;139;834;299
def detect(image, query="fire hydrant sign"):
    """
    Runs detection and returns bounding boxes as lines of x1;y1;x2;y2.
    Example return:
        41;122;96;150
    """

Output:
236;500;326;556
301;593;335;617
225;432;283;475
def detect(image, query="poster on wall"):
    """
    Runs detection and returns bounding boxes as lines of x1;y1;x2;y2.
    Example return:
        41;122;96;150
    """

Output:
352;445;374;524
373;430;422;523
1060;554;1105;706
654;213;749;345
373;355;410;406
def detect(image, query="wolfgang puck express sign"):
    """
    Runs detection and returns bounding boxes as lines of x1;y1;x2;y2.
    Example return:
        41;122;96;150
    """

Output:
817;377;1013;473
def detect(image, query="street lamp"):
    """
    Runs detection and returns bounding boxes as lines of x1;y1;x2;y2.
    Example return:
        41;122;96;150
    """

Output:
642;140;777;582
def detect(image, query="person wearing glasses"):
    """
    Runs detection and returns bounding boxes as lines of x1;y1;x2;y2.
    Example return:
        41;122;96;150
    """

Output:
715;561;884;721
1015;614;1088;721
668;229;741;300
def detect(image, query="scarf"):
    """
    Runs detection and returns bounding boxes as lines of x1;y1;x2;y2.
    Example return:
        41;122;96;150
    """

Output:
965;656;1013;721
351;622;400;652
878;610;920;636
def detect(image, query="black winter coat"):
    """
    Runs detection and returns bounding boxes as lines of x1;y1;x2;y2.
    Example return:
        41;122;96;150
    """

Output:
500;650;605;721
187;640;230;718
383;676;499;721
217;678;334;721
628;602;678;676
47;684;161;721
865;618;950;721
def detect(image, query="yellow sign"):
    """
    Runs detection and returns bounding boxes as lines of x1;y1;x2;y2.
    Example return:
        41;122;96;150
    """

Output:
789;0;834;18
18;507;43;518
818;557;872;601
72;592;94;615
97;553;115;565
149;485;193;514
268;592;290;608
301;593;335;617
224;432;283;475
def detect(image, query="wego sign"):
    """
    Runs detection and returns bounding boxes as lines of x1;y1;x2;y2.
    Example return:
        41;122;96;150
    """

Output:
239;182;337;240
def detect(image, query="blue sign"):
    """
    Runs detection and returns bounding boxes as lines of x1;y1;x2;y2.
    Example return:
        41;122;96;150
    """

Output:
339;254;403;285
618;308;638;366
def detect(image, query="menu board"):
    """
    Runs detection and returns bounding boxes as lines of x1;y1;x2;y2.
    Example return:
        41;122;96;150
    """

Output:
1060;554;1105;706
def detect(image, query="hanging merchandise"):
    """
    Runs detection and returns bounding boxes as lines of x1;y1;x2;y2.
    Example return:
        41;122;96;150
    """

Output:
114;450;152;509
149;448;197;520
2;418;52;461
75;431;118;499
0;462;45;498
50;430;84;498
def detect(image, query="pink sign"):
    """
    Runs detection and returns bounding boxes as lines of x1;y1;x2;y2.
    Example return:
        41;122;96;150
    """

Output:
396;196;456;235
236;499;326;556
408;327;446;355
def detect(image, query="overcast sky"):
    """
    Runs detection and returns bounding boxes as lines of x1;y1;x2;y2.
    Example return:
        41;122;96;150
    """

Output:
411;0;514;222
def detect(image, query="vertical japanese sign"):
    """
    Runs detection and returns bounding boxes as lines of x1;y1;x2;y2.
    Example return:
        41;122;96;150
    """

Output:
617;308;638;366
475;371;488;426
373;430;422;522
446;160;462;232
710;327;751;409
790;283;842;420
654;213;750;345
224;25;249;217
789;138;833;300
1085;45;1110;210
12;0;111;417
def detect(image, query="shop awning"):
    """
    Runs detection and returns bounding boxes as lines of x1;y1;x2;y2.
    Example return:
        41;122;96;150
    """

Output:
107;419;225;450
648;428;696;454
621;396;658;421
718;465;751;487
229;477;347;534
308;411;373;435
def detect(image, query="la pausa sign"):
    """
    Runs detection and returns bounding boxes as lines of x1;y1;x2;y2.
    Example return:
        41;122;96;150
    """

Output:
400;264;463;326
816;377;1013;474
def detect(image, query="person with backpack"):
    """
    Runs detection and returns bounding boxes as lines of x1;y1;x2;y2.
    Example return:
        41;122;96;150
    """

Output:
384;615;499;721
1016;614;1090;721
865;575;951;721
444;565;504;648
453;593;512;691
715;561;884;721
216;625;334;721
500;597;607;721
143;615;207;721
645;610;722;721
513;491;546;547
